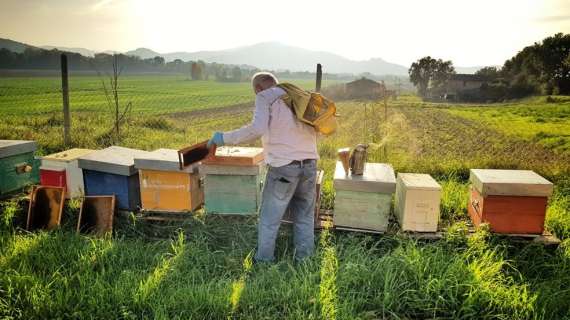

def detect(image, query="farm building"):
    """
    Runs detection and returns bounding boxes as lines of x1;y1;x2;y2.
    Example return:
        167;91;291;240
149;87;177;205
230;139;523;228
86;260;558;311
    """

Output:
433;74;490;101
345;77;384;99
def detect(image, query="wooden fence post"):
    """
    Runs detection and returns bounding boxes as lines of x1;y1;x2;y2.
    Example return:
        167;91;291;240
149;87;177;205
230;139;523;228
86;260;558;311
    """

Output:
316;63;322;92
61;54;71;147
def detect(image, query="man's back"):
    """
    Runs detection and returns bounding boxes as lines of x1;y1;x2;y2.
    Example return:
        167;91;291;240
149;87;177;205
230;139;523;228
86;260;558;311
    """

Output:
223;86;318;167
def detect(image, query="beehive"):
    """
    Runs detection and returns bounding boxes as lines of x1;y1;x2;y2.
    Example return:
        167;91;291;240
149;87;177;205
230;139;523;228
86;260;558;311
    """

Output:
0;140;40;196
333;161;396;231
135;148;204;212
78;146;150;210
468;169;553;234
201;147;265;215
40;148;95;198
395;173;441;232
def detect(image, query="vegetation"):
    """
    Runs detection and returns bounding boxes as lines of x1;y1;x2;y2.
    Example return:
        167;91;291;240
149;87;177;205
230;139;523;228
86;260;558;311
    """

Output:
0;75;569;318
408;56;455;98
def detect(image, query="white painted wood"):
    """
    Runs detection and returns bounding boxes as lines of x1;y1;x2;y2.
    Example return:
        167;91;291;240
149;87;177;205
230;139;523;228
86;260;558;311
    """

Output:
134;148;197;173
78;146;151;176
470;169;553;197
395;173;441;232
333;161;396;193
0;140;37;158
334;190;391;232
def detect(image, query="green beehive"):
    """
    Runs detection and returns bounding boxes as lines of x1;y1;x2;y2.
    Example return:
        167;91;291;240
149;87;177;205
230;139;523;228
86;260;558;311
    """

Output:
333;161;396;232
0;140;40;196
201;163;265;215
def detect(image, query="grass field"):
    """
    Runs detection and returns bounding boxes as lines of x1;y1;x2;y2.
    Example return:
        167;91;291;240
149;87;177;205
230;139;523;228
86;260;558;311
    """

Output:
1;76;569;319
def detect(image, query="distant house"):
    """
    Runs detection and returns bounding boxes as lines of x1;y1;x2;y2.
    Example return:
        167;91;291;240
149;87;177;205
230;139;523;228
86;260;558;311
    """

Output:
345;77;383;99
435;74;489;100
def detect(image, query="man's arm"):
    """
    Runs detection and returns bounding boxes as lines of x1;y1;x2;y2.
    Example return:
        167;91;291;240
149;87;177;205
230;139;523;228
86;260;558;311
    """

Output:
222;87;282;145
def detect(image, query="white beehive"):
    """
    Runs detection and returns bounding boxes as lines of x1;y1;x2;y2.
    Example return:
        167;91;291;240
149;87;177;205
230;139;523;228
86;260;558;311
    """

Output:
395;173;441;232
41;148;95;198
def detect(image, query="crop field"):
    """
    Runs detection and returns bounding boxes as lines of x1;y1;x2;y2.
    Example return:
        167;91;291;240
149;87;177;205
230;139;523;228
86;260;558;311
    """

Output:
1;76;570;319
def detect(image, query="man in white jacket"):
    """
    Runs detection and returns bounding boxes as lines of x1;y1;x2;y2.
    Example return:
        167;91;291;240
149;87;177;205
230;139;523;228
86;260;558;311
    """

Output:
207;72;318;262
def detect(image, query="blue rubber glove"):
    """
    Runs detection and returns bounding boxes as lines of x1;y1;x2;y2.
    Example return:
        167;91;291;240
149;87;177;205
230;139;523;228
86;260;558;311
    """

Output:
207;132;224;149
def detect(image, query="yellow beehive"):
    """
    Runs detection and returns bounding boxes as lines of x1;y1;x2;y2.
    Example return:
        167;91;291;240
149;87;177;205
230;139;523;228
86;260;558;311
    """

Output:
135;149;203;212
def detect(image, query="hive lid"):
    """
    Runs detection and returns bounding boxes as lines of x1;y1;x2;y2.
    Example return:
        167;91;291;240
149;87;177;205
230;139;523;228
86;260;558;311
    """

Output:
135;148;197;172
200;162;264;176
334;161;396;193
42;148;95;162
397;173;441;191
78;146;151;176
0;140;37;158
469;169;553;197
202;147;264;166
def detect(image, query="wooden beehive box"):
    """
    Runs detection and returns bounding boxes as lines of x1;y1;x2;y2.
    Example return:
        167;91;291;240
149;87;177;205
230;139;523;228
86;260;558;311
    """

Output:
78;146;151;211
0;140;40;196
333;161;396;232
40;148;95;198
468;169;553;234
201;147;265;215
135;148;204;212
395;173;441;232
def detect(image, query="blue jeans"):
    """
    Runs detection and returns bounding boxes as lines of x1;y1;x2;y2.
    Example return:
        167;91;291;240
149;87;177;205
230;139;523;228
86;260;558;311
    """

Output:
255;160;317;262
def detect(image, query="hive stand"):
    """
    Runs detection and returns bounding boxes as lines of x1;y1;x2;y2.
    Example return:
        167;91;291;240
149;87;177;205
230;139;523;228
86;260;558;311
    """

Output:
468;169;553;235
40;148;95;199
201;147;265;215
333;161;396;233
395;173;442;233
135;148;204;215
0;140;40;196
78;146;151;211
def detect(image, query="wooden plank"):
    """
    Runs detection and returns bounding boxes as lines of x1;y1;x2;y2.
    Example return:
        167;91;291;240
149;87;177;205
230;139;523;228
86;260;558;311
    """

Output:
202;147;264;166
334;161;396;193
26;185;65;231
77;195;115;235
470;169;553;197
177;140;213;170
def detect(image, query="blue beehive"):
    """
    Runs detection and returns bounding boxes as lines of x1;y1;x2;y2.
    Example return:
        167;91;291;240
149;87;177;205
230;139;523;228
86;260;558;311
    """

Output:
78;146;150;210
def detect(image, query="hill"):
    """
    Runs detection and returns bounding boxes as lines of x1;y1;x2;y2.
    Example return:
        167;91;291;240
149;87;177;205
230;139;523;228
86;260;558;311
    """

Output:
0;38;38;53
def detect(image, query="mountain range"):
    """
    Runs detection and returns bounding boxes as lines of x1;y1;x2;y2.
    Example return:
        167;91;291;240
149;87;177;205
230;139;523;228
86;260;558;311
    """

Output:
0;38;485;75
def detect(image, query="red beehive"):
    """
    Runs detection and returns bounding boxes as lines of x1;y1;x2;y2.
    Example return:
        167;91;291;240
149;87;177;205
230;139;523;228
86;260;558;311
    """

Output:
40;166;67;194
468;169;553;234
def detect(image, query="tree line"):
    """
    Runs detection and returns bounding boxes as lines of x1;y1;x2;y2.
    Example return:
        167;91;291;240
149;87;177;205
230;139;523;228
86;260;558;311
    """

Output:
0;47;348;83
408;33;570;100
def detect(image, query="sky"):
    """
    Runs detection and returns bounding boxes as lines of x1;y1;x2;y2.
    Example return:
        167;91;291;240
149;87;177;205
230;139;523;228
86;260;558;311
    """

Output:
0;0;569;67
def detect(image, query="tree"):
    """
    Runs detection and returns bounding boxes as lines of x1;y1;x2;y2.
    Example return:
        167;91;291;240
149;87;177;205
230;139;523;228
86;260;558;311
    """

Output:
99;54;133;143
231;66;242;82
476;66;500;80
408;56;455;97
